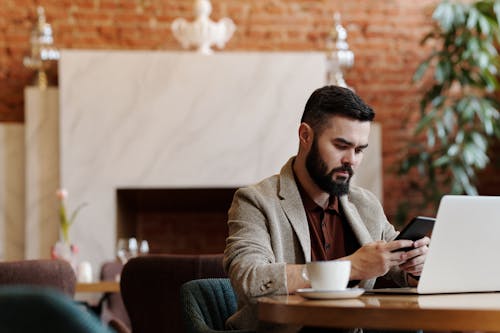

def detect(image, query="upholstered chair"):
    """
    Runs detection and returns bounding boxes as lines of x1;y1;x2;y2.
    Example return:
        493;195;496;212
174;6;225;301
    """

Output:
100;260;130;329
0;286;113;333
120;254;226;333
0;259;76;296
180;278;254;333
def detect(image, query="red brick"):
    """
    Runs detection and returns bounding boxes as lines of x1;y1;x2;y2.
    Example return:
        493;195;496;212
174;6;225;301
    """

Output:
2;0;497;221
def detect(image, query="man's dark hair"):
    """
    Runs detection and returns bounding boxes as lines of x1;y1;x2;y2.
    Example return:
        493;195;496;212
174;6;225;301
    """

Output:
301;85;375;133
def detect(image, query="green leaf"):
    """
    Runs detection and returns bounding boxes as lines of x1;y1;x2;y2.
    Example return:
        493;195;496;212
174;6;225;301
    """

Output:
435;61;447;83
451;165;478;195
434;2;456;32
415;109;437;134
433;154;451;167
484;117;495;135
447;144;460;157
427;127;436;148
435;120;448;143
478;14;491;34
443;107;456;132
478;51;490;70
69;202;88;225
456;130;465;144
462;143;476;165
467;7;479;29
493;1;500;24
413;59;431;82
482;70;499;91
471;132;488;151
467;37;480;54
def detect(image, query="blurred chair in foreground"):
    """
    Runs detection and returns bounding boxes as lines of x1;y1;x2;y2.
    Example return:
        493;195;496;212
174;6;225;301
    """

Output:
180;278;254;333
0;286;113;333
119;254;226;333
100;260;131;329
0;259;76;296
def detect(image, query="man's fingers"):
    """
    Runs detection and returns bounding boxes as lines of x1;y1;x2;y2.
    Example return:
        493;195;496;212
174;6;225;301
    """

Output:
401;263;424;275
405;244;429;260
414;236;431;248
386;239;414;252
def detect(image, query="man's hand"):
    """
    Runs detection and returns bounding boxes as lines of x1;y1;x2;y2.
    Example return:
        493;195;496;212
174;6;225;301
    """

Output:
286;264;310;293
345;239;414;280
399;236;430;280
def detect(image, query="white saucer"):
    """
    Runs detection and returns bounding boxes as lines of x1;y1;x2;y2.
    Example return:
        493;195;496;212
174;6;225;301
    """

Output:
296;287;365;300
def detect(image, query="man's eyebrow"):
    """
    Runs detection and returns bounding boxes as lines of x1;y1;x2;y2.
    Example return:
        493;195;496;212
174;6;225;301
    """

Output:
333;138;369;149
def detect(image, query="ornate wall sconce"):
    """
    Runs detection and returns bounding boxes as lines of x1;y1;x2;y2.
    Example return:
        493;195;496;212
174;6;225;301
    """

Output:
325;13;354;89
23;6;60;89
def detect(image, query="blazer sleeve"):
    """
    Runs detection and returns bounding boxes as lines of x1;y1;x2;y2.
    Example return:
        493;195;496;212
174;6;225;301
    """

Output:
223;187;288;303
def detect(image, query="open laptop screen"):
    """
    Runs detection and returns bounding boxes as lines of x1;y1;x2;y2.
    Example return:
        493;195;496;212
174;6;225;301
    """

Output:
370;195;500;295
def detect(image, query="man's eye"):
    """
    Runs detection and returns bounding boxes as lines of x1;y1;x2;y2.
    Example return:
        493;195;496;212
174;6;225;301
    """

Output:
335;144;349;150
355;148;364;154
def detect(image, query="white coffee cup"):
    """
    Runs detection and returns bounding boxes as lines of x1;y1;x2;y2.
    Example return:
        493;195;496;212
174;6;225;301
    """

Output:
302;260;351;291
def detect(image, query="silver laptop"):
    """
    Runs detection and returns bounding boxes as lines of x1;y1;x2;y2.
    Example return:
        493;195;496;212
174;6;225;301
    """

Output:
369;195;500;294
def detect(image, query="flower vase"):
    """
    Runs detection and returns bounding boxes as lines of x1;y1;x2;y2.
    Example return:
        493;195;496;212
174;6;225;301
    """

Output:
51;240;78;273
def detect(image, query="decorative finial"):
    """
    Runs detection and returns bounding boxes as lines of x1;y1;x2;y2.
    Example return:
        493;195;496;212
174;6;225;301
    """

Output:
325;12;354;89
171;0;236;55
23;6;60;89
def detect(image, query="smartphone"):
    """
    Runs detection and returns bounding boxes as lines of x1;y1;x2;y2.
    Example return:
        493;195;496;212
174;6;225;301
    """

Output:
393;216;435;251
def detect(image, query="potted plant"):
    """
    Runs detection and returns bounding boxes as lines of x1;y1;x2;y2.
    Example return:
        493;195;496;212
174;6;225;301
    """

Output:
398;0;500;221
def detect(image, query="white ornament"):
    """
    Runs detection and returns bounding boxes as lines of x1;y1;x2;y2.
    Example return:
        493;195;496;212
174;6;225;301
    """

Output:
171;0;236;55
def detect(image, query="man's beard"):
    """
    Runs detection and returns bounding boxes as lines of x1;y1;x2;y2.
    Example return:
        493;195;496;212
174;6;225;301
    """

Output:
305;138;354;196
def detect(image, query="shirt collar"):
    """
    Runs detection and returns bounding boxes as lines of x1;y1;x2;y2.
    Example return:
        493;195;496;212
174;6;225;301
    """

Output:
294;171;339;213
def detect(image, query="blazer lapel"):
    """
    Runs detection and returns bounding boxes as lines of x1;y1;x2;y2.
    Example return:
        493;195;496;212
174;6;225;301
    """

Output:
340;195;374;246
278;158;311;262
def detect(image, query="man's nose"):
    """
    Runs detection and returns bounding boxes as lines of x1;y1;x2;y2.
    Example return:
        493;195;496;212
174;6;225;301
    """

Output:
341;149;356;165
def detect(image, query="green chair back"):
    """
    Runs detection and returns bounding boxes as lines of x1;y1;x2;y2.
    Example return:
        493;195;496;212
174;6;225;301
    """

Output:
0;286;113;333
180;278;253;333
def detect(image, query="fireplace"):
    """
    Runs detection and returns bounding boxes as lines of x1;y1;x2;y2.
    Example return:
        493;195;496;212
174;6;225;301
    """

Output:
117;188;237;254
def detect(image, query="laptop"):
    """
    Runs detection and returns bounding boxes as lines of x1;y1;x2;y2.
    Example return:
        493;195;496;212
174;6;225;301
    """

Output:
368;195;500;294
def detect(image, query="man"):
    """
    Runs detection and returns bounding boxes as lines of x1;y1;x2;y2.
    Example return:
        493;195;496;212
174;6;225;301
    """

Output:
223;86;430;332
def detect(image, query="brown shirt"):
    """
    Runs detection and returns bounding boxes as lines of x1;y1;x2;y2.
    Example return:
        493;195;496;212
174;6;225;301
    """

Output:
296;182;360;261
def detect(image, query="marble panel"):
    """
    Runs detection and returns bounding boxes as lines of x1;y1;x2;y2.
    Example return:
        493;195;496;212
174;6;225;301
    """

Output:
59;51;327;269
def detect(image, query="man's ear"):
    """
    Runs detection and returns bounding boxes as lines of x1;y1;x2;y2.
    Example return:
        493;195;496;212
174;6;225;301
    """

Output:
298;123;314;147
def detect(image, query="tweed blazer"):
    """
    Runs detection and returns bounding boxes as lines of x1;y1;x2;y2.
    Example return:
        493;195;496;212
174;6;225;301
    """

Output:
223;157;408;331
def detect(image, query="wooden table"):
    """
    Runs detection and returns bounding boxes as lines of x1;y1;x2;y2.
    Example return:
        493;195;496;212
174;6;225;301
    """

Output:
258;292;500;331
75;281;120;293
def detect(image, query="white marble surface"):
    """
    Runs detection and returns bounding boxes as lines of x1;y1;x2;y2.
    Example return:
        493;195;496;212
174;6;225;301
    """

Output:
0;123;25;260
24;87;60;260
59;51;327;268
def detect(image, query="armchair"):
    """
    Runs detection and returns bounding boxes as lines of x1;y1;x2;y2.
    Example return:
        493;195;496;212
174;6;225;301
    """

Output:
119;254;226;333
180;278;254;333
0;286;112;333
0;259;76;296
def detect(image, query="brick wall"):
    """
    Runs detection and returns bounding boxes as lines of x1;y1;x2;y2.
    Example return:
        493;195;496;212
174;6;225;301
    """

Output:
0;0;497;222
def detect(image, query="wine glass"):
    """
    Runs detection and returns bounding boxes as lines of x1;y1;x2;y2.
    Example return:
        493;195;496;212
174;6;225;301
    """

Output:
139;240;150;255
128;237;138;258
116;237;140;264
116;238;129;264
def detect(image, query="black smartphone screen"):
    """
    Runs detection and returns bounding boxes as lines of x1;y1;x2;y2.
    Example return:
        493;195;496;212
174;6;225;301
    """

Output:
393;216;435;251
